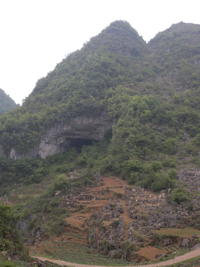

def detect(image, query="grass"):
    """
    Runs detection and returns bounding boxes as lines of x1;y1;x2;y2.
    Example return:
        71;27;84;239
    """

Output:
170;255;200;266
32;247;200;267
158;248;189;262
153;227;200;238
0;257;28;267
0;255;63;267
14;261;59;267
0;174;53;205
31;241;132;266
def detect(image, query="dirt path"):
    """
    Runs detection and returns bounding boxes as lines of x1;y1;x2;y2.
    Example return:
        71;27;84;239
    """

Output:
33;247;200;267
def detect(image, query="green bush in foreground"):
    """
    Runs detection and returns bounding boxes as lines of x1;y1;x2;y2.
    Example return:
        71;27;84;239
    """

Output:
0;205;28;260
170;188;191;204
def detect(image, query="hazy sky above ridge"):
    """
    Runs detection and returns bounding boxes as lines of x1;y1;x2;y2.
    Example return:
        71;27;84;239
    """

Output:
0;0;200;104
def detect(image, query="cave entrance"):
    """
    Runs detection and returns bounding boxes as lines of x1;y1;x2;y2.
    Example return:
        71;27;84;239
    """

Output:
67;138;94;151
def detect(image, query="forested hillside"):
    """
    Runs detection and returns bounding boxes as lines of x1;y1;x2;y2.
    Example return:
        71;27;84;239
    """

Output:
1;21;200;191
1;20;200;265
0;89;16;114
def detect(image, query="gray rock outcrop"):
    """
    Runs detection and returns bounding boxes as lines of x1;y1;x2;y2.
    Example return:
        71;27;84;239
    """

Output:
10;114;111;159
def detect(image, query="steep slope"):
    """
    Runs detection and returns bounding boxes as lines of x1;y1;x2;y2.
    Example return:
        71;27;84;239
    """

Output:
0;89;16;114
149;22;200;91
0;21;149;159
149;22;200;53
0;20;200;178
26;20;147;108
1;20;200;265
1;21;200;190
79;20;147;57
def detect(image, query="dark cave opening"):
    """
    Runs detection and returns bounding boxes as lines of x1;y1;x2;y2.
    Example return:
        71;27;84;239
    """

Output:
67;138;94;151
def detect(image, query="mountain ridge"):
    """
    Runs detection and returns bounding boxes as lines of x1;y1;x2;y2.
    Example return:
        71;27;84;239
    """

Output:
84;20;148;57
2;20;200;265
0;20;150;158
0;88;17;114
1;20;200;159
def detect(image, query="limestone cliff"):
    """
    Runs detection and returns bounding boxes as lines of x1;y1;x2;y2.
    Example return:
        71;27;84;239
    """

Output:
9;113;111;159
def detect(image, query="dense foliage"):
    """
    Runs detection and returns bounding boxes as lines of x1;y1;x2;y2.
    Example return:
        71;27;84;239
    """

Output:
0;205;27;259
0;20;200;264
1;20;200;193
0;158;47;189
0;89;16;114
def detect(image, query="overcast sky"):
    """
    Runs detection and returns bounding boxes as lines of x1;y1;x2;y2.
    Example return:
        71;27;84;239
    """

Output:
0;0;200;104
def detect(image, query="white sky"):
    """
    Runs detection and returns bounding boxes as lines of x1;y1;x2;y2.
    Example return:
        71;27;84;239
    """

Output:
0;0;200;104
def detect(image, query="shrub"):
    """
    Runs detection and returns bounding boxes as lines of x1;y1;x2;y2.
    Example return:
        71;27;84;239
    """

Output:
163;138;177;154
170;188;191;204
0;205;27;259
163;159;176;168
193;133;200;146
121;241;136;260
48;174;70;194
151;173;175;192
127;172;142;184
168;169;177;179
150;161;163;171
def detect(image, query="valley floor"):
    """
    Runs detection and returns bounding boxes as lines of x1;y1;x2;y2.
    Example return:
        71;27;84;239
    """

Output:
28;175;200;266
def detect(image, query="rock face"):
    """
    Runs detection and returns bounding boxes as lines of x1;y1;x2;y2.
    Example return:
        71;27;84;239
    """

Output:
38;114;111;159
10;114;111;159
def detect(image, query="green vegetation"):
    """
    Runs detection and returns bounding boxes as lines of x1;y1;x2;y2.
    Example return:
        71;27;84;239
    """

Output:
0;89;16;114
170;256;200;266
1;21;200;194
0;205;27;260
153;227;200;238
0;158;48;190
1;20;200;264
170;188;191;204
32;241;131;266
0;260;28;267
